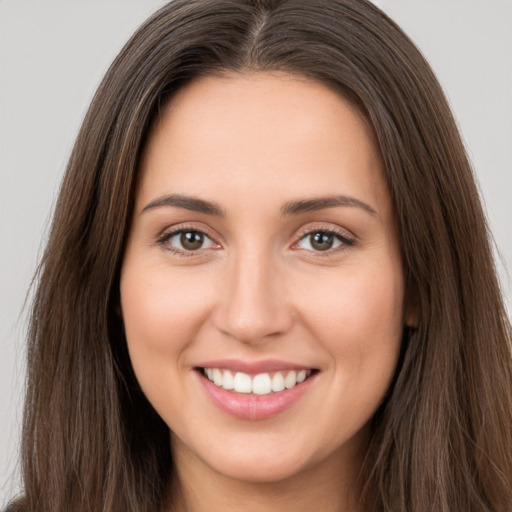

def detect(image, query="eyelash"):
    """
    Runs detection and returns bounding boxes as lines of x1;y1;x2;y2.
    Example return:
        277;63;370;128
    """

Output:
156;225;356;258
293;226;356;256
156;225;219;258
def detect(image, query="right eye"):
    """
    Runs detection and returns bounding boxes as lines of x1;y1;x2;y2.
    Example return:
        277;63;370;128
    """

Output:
158;229;217;255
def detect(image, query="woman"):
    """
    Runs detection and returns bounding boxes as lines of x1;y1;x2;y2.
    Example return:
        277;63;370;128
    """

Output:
6;0;512;511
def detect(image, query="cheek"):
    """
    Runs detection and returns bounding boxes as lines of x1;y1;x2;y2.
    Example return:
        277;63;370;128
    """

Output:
301;259;404;338
119;263;214;405
121;264;210;350
297;259;404;407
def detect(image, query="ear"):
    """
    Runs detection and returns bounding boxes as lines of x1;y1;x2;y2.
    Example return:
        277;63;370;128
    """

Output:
114;289;123;319
403;282;420;328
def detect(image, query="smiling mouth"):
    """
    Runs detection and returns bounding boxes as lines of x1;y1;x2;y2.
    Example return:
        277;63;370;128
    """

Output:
199;367;317;396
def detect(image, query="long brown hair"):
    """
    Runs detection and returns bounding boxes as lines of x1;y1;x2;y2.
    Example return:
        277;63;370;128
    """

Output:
9;1;512;511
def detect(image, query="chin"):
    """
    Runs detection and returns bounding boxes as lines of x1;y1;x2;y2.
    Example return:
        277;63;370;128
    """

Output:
175;429;316;484
209;453;310;484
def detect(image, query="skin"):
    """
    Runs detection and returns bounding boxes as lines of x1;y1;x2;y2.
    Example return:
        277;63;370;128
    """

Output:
120;72;411;512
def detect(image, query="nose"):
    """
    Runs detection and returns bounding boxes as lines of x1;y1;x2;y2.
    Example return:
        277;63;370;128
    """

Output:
213;249;293;345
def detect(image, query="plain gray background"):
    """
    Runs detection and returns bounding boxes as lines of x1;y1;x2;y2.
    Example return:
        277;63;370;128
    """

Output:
1;0;511;503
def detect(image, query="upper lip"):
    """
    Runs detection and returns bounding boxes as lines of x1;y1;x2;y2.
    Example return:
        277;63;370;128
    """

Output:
195;359;315;374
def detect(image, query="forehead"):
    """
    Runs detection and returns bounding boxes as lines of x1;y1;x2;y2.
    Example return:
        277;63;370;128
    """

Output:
137;72;391;219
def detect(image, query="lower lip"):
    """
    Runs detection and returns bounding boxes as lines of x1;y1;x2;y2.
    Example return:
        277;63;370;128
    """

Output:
197;370;317;420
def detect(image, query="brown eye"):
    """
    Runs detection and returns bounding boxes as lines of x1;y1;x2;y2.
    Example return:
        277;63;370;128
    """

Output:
162;229;216;253
310;232;334;251
180;231;204;250
296;229;352;253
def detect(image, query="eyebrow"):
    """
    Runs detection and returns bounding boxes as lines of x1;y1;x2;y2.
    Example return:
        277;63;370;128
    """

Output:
142;193;376;218
142;194;225;217
281;195;377;216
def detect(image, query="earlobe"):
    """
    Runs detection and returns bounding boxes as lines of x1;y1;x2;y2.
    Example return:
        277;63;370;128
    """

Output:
115;295;124;319
404;308;419;329
404;283;420;328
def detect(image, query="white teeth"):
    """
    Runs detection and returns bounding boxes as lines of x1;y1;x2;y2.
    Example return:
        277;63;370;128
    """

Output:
271;372;285;392
233;372;252;393
222;370;234;390
203;368;312;395
252;373;272;395
213;368;223;386
284;370;297;389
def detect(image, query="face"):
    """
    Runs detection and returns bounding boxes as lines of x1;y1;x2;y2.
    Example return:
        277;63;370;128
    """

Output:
120;72;407;484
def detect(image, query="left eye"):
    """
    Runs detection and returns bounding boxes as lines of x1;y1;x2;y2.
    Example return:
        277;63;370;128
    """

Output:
296;231;347;252
165;230;216;252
